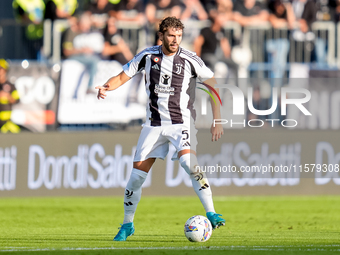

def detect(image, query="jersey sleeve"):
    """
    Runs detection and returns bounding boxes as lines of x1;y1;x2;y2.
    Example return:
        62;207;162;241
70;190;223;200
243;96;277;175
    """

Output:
180;48;214;81
122;50;147;77
193;55;214;81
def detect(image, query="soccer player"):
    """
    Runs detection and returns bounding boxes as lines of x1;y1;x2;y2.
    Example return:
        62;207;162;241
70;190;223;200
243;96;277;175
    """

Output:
96;16;225;241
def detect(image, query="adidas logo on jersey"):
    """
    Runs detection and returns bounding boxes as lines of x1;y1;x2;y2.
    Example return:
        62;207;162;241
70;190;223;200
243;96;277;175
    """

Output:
199;183;210;191
183;142;191;147
152;64;160;70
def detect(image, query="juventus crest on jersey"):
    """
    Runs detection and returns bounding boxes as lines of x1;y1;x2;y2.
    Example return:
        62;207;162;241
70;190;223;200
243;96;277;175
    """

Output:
123;45;214;127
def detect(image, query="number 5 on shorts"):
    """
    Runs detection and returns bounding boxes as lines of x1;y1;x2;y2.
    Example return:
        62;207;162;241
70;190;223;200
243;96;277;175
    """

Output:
182;130;189;140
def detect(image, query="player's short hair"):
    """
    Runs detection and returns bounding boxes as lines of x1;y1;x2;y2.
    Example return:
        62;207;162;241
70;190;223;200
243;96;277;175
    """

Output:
158;17;184;34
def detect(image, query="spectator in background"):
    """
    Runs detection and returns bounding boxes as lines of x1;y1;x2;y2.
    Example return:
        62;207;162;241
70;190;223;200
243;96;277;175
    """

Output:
180;0;208;20
62;13;104;98
85;0;118;32
145;0;182;25
102;16;134;64
180;0;209;50
200;0;217;16
268;0;295;31
44;0;78;21
194;15;238;83
44;0;78;59
266;0;295;79
291;0;316;41
61;15;78;59
232;0;269;71
115;0;147;52
12;0;45;59
233;0;269;27
115;0;146;25
0;59;20;134
145;0;182;45
12;0;45;25
209;0;234;24
145;0;182;31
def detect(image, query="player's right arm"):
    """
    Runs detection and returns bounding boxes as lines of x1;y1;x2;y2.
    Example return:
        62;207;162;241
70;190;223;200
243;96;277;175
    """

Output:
96;47;150;100
96;71;131;100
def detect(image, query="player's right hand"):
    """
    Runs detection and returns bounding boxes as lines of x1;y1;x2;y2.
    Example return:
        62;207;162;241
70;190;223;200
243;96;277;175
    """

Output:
95;84;109;100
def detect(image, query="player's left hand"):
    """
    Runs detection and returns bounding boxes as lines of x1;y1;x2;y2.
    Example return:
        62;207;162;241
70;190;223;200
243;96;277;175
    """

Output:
210;123;224;142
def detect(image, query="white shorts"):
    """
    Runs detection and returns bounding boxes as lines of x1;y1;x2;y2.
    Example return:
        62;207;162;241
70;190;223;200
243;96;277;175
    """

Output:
133;124;198;162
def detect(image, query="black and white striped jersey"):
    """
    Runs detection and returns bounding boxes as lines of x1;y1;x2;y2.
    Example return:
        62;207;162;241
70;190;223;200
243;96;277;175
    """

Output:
123;45;214;126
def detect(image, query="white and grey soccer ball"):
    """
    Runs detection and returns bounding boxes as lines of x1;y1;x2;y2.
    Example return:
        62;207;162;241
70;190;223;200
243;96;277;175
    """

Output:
184;215;212;242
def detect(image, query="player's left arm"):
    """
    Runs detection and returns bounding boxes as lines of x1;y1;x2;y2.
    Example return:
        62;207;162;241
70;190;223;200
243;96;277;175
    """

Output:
203;77;224;142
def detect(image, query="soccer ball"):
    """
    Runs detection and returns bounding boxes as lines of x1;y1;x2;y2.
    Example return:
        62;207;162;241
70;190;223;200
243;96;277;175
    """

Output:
184;215;212;242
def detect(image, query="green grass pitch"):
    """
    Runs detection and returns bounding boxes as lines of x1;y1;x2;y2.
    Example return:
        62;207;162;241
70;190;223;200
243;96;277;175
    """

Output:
0;196;339;255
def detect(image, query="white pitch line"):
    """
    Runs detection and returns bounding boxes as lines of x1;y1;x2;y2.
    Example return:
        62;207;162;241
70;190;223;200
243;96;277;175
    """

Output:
1;245;340;252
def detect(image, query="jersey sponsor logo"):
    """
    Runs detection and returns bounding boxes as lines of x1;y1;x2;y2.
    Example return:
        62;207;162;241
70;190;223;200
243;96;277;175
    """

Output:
161;74;170;85
151;64;160;70
154;84;174;95
154;57;160;63
155;74;174;94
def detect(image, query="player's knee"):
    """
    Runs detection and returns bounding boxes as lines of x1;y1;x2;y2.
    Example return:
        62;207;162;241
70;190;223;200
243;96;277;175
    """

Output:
133;159;155;172
179;153;200;175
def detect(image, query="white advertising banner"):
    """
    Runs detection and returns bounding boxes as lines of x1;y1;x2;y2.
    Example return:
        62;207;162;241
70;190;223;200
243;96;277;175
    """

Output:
7;62;59;132
0;130;340;197
58;60;147;124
